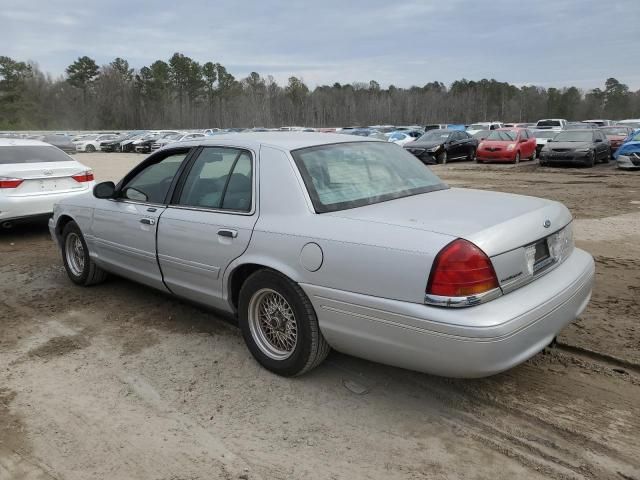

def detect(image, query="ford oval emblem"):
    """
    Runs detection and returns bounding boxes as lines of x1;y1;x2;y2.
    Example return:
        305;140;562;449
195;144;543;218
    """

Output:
543;219;551;228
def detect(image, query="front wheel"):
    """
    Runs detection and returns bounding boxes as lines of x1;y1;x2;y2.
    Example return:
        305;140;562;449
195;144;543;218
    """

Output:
584;151;595;167
514;152;520;164
437;150;448;165
85;144;96;153
467;148;476;162
238;270;330;376
62;221;107;286
602;149;610;163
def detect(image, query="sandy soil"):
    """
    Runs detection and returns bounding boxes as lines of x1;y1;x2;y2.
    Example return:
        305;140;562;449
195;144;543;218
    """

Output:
1;152;639;480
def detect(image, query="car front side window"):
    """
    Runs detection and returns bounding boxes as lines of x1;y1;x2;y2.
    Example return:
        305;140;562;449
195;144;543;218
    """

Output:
121;151;188;204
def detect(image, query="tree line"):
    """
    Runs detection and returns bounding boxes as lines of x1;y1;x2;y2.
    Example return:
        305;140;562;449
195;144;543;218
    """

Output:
1;53;639;130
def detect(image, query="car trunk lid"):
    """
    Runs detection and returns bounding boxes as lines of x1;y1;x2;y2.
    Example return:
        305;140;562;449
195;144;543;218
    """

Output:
1;161;90;196
327;188;571;257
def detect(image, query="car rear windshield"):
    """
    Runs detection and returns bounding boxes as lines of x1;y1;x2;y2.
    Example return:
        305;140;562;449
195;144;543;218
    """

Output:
553;131;593;142
291;142;447;213
600;127;630;136
0;145;72;164
537;120;562;127
533;130;557;139
486;131;516;141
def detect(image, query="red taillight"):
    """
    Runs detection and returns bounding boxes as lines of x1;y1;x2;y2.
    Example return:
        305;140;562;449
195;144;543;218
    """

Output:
0;177;24;188
427;239;499;297
71;171;94;183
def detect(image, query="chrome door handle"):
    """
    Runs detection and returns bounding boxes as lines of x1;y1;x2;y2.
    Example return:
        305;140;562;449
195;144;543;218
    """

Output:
140;218;156;225
218;229;237;238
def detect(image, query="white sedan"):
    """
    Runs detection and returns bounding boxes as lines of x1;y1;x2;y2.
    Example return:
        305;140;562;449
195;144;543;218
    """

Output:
74;134;120;153
1;139;95;227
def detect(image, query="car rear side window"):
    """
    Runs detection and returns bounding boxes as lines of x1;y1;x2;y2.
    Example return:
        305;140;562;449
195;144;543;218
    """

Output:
176;147;253;212
0;145;72;164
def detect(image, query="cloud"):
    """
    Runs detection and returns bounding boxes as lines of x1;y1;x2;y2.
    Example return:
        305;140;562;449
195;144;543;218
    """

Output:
1;0;639;90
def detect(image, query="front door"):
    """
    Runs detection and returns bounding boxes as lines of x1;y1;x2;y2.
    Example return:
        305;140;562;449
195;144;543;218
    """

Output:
90;150;190;290
156;146;258;309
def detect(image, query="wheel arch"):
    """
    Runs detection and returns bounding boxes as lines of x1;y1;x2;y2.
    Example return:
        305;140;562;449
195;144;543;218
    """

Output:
225;259;304;312
55;214;76;242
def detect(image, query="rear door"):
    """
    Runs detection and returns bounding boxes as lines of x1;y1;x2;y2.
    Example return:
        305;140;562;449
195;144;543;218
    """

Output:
157;146;258;309
90;148;191;290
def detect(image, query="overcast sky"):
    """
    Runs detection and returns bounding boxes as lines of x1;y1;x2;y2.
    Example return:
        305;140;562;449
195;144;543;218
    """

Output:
2;0;639;90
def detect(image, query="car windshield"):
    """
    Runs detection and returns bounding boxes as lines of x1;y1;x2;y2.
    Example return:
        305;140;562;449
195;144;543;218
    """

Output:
553;131;593;142
0;145;72;164
601;127;630;136
292;142;447;213
468;124;487;130
486;131;516;141
418;130;451;141
472;130;491;139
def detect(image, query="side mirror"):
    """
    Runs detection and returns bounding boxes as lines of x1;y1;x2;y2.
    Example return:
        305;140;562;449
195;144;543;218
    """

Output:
547;139;553;143
519;138;527;143
594;138;602;143
93;181;116;199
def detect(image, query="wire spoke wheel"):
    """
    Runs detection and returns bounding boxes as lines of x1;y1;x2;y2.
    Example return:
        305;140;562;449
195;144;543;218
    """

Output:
65;232;85;277
248;288;298;360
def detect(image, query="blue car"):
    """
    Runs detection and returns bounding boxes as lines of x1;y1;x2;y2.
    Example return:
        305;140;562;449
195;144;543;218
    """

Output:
613;129;640;159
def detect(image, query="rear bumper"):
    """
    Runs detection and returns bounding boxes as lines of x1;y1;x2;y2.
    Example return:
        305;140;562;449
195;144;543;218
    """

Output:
302;248;594;378
0;187;92;222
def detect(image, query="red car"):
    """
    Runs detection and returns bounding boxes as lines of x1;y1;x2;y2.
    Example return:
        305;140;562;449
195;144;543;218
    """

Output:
476;128;537;164
600;126;634;154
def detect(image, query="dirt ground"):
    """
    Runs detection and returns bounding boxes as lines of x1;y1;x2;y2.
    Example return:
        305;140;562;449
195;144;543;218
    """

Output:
1;152;639;480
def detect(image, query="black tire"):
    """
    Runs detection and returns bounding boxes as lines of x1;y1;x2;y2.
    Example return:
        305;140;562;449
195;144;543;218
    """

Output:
584;150;595;168
514;152;520;164
437;150;448;165
61;221;107;286
530;150;536;161
85;144;96;153
467;148;476;162
238;269;330;376
602;149;610;163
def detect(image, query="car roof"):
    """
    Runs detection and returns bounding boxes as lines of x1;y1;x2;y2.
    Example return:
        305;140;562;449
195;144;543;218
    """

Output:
173;132;381;152
0;138;53;147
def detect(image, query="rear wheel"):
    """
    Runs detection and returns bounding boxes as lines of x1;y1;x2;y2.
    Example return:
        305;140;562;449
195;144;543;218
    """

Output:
437;150;448;165
530;150;536;161
238;270;330;376
62;221;107;286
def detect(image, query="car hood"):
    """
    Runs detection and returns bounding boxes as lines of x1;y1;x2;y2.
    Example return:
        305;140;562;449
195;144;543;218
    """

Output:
614;140;640;159
545;141;592;150
405;140;442;149
326;187;571;257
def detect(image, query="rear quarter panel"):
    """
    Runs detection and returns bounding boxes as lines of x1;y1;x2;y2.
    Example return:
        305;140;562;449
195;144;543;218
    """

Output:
224;145;454;305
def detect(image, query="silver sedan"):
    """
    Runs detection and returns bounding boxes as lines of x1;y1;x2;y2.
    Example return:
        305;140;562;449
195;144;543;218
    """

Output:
49;133;594;377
